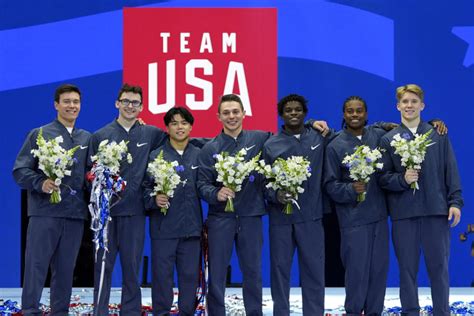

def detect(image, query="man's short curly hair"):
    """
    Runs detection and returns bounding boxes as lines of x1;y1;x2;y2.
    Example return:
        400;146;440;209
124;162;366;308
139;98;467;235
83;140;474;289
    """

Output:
277;94;308;116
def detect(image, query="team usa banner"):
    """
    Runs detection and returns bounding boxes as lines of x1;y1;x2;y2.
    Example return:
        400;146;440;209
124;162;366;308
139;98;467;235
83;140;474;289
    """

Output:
123;8;278;136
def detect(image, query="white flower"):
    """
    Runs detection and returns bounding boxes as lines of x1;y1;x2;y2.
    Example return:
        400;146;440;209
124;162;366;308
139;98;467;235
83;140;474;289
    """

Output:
147;150;183;199
31;128;79;185
342;145;384;184
214;148;261;193
30;128;80;203
390;130;435;191
390;130;434;170
259;155;312;200
91;140;132;174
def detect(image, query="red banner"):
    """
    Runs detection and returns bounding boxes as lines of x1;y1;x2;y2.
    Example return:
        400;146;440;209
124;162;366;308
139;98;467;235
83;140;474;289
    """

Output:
123;8;278;136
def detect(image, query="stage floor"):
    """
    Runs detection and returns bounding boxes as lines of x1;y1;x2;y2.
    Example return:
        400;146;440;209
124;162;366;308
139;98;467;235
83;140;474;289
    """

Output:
1;287;474;315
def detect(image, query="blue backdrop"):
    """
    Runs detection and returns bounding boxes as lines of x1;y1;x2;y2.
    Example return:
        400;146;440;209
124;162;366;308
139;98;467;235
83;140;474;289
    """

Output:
1;0;473;288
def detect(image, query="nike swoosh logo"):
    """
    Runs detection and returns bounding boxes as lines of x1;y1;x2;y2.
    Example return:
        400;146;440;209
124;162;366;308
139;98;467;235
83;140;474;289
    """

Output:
311;144;320;150
79;145;88;150
244;145;255;151
136;142;148;147
191;165;199;170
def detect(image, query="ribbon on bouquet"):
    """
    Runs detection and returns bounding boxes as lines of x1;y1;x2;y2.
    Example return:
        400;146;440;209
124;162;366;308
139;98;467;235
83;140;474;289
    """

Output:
87;163;126;314
285;193;301;210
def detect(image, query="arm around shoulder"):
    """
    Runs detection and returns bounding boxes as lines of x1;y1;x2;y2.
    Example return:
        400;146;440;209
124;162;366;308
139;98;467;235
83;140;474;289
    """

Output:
12;129;47;192
323;145;358;203
377;135;411;192
444;136;463;211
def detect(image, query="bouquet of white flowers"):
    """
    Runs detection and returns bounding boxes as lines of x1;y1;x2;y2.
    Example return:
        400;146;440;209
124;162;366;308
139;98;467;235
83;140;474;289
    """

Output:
342;145;384;202
88;139;132;258
147;150;184;215
90;139;132;172
31;128;79;203
214;148;261;212
87;138;132;304
390;129;434;191
259;156;312;215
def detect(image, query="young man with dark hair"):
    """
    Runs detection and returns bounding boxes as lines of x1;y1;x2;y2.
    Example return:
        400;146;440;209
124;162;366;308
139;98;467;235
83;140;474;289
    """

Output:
13;84;91;315
197;93;329;316
324;96;389;315
197;94;270;316
143;106;202;316
89;83;166;316
263;94;329;315
379;84;463;315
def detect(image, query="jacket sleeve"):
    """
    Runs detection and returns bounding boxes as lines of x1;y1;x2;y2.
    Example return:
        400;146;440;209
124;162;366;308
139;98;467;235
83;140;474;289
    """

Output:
324;129;341;146
323;145;357;203
197;145;220;205
444;137;463;209
82;134;99;193
371;121;397;132
190;137;211;149
87;132;101;168
142;161;159;211
151;128;166;151
262;144;279;204
377;136;410;192
304;119;334;136
12;129;47;193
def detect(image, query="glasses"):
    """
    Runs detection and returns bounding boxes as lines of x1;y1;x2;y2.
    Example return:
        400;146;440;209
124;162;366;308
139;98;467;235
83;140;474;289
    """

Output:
118;99;142;107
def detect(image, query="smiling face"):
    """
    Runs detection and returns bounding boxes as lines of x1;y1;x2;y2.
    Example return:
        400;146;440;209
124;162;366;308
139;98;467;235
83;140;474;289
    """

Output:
115;91;143;123
217;100;245;137
397;91;424;124
343;99;367;132
55;91;81;127
166;114;192;143
281;100;306;131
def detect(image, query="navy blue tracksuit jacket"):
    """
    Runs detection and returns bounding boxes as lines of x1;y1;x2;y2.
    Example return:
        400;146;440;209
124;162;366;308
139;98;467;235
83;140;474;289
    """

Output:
379;121;463;316
263;126;327;316
324;126;389;315
197;129;271;316
89;119;165;316
13;119;90;316
143;140;203;316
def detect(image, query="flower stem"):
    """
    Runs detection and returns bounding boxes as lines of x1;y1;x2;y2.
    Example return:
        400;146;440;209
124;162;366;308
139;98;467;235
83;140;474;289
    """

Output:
225;197;234;212
50;191;61;204
357;192;366;202
283;202;293;215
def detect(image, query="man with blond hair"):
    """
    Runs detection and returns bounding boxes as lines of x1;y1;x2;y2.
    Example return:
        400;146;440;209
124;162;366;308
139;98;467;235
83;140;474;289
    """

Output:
379;84;463;315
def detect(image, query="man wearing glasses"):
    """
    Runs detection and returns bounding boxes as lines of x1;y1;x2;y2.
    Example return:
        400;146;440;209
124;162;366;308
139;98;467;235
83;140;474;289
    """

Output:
89;84;166;316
